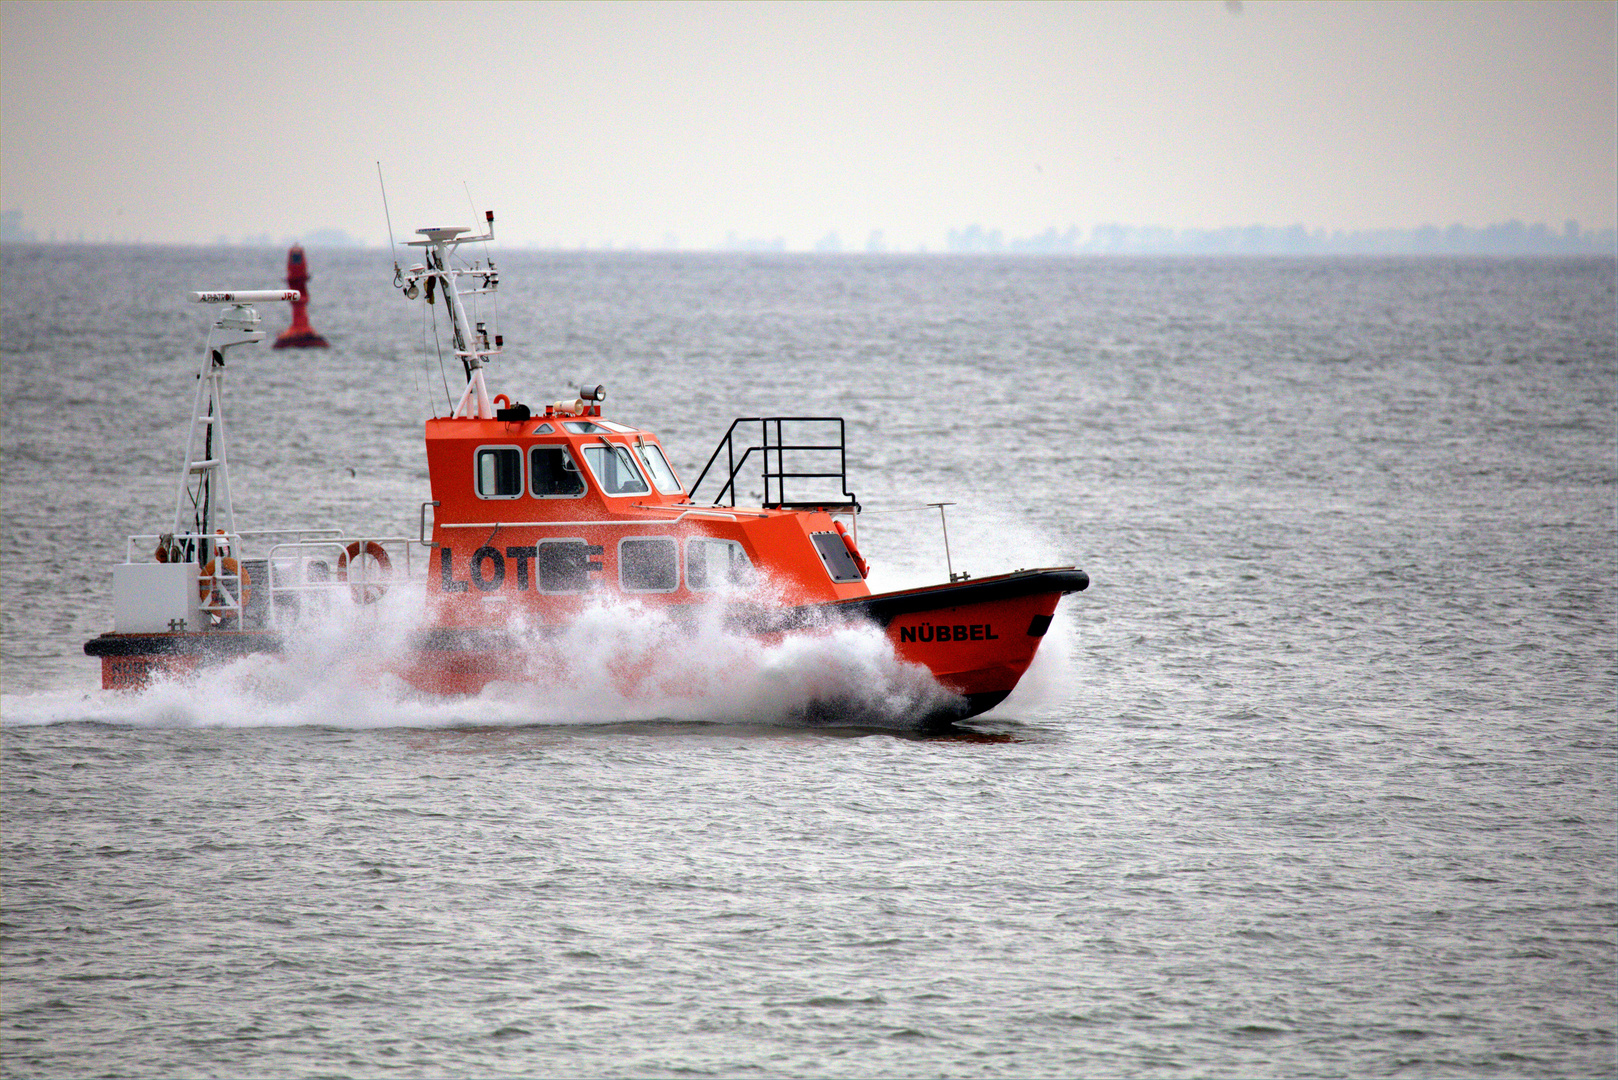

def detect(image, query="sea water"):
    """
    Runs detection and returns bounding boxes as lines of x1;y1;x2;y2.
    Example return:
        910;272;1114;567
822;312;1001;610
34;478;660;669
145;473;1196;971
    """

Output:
2;246;1613;1077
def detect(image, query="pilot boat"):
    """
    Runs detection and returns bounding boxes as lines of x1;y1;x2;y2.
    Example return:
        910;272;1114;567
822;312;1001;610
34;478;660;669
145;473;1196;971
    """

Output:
83;213;1088;723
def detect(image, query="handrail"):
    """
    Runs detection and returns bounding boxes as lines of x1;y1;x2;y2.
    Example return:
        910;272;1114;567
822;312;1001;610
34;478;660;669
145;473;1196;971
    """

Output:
439;508;745;529
124;528;345;563
264;536;418;554
688;417;860;510
260;537;421;628
236;528;346;539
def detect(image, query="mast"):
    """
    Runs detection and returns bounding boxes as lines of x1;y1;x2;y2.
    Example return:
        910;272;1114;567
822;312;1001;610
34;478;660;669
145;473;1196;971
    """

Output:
393;212;502;419
172;290;298;563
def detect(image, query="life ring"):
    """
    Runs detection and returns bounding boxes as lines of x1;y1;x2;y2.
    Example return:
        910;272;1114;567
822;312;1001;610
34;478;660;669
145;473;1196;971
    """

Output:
337;541;392;604
833;521;869;578
198;557;251;614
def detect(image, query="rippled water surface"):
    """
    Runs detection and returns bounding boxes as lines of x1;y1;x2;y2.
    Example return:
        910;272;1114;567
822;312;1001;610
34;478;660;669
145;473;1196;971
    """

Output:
3;246;1614;1077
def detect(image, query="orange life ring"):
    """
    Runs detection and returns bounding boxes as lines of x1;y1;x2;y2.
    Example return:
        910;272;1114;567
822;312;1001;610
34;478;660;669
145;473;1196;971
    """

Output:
337;541;392;603
833;521;869;578
198;557;251;614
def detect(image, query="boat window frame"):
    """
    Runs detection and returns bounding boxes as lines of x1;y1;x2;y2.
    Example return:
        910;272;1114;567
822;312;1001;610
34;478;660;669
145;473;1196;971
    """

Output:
684;537;754;592
472;444;524;501
810;530;864;584
527;442;588;499
581;441;653;498
617;536;681;594
534;537;601;595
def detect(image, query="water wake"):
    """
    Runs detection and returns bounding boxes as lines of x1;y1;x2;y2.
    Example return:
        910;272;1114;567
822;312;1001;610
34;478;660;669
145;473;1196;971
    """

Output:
4;588;963;731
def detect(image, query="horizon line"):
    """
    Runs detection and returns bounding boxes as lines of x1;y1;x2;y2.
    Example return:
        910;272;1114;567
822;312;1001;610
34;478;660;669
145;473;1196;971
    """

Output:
3;215;1615;258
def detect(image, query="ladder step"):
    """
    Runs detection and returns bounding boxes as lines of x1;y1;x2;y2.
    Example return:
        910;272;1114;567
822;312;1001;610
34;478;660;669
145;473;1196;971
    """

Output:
189;459;221;472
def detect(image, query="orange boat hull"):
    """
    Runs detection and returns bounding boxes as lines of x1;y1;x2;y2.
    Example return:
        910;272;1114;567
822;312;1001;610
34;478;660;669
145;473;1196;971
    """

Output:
826;567;1086;716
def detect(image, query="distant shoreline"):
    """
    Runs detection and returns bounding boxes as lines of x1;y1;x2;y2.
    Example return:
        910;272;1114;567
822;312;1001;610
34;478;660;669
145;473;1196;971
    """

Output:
4;209;1614;258
2;239;1613;259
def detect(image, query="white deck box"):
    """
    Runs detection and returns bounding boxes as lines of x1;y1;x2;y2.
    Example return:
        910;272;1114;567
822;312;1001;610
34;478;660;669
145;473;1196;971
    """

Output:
114;562;201;633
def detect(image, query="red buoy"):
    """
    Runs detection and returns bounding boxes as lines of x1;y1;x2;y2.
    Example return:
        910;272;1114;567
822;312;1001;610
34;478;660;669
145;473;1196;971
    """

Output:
273;244;329;349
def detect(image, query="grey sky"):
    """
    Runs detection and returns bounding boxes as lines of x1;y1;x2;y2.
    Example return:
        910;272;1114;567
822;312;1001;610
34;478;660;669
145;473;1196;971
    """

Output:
2;0;1613;249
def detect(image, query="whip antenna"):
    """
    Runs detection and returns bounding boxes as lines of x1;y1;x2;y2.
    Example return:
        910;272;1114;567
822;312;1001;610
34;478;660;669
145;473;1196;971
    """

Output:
377;162;399;273
462;180;499;348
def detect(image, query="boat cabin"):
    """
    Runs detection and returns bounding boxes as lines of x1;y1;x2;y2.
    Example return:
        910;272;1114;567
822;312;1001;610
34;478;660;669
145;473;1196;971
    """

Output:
424;400;872;626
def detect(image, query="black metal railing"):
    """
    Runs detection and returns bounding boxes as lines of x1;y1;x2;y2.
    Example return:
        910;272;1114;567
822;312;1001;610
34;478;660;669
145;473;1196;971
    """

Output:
688;417;860;510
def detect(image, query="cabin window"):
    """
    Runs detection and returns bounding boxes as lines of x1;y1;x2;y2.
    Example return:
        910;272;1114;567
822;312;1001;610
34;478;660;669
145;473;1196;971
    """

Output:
475;446;523;499
811;531;864;584
686;538;754;591
634;441;683;495
619;537;679;593
536;539;601;593
530;445;586;497
599;421;637;434
563;421;609;434
582;443;651;496
530;422;555;435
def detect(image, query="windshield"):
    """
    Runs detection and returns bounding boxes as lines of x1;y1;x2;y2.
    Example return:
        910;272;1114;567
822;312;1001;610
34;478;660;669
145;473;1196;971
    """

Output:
634;441;682;495
581;443;651;496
